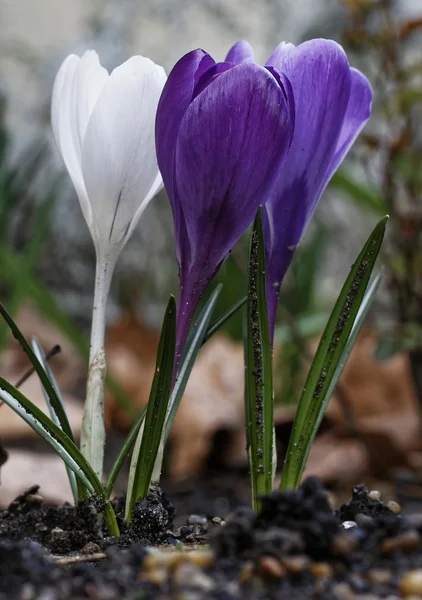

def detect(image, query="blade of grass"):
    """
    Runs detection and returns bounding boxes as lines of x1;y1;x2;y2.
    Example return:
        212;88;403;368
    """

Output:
317;271;383;434
14;345;61;389
280;216;388;490
164;284;222;441
31;336;80;503
0;377;119;535
106;284;229;499
104;406;147;498
244;208;274;512
125;296;176;523
0;301;75;444
202;296;247;344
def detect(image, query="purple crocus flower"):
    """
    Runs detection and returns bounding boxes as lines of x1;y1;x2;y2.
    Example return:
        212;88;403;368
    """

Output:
156;48;295;365
231;38;372;342
226;40;373;341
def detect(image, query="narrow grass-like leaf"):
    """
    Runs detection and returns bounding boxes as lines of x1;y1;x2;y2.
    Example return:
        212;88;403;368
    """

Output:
125;296;176;523
280;216;388;490
0;302;75;444
0;377;119;535
203;296;247;344
31;336;79;503
244;208;274;512
318;271;383;433
164;284;222;441
106;285;235;500
105;405;146;498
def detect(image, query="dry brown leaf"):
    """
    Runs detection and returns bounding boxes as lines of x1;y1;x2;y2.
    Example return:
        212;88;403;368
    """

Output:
299;432;369;486
0;449;73;507
105;312;245;479
105;313;420;483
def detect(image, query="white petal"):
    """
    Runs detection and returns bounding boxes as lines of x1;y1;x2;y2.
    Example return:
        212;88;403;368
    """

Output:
125;170;163;241
51;54;93;229
81;56;167;253
71;51;109;153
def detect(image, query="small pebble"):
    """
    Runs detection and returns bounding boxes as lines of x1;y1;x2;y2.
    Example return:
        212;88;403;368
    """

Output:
238;561;254;582
211;517;222;524
172;561;214;592
143;567;168;586
81;542;102;555
20;583;36;600
342;521;357;530
187;515;207;526
381;530;421;554
368;490;381;501
368;568;393;584
387;500;401;514
259;555;286;578
25;494;44;504
311;562;333;579
332;582;355;600
331;533;359;555
356;513;375;528
281;554;311;573
400;569;422;596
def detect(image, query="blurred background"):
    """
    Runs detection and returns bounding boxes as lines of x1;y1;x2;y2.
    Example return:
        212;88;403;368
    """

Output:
0;0;422;514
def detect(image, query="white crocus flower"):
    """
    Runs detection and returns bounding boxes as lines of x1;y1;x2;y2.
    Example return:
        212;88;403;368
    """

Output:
51;50;166;479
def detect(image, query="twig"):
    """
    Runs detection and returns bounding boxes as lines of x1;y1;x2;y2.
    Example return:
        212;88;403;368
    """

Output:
14;344;62;388
53;552;106;565
0;344;61;408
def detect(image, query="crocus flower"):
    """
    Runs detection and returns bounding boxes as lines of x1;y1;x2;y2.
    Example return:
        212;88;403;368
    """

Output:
156;48;295;365
51;50;166;478
225;40;372;340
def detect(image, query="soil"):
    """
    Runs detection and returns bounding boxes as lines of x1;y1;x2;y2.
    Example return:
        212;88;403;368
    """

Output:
1;477;422;599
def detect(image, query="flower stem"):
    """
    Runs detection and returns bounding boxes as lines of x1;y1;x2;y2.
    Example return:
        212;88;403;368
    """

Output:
81;253;115;480
173;279;201;379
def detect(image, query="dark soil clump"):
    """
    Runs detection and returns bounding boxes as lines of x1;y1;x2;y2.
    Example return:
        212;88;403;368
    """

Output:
2;478;422;599
0;485;176;553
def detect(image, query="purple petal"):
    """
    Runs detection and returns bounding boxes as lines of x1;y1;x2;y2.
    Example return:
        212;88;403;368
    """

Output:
264;39;356;333
156;49;214;262
175;63;293;275
265;66;295;139
225;40;255;64
193;62;233;99
328;68;373;177
156;49;214;202
266;41;296;67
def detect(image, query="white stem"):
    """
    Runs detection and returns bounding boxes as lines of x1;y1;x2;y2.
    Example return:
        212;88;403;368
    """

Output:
80;253;115;480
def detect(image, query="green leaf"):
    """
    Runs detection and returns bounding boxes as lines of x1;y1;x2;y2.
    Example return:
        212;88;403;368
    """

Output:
106;284;229;501
318;271;383;431
125;295;176;523
31;336;80;503
164;284;222;441
104;406;147;498
0;301;75;444
244;207;274;511
203;296;247;344
0;377;119;536
280;216;388;490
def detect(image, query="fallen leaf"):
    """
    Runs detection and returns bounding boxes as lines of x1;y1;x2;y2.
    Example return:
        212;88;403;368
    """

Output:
0;449;73;507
